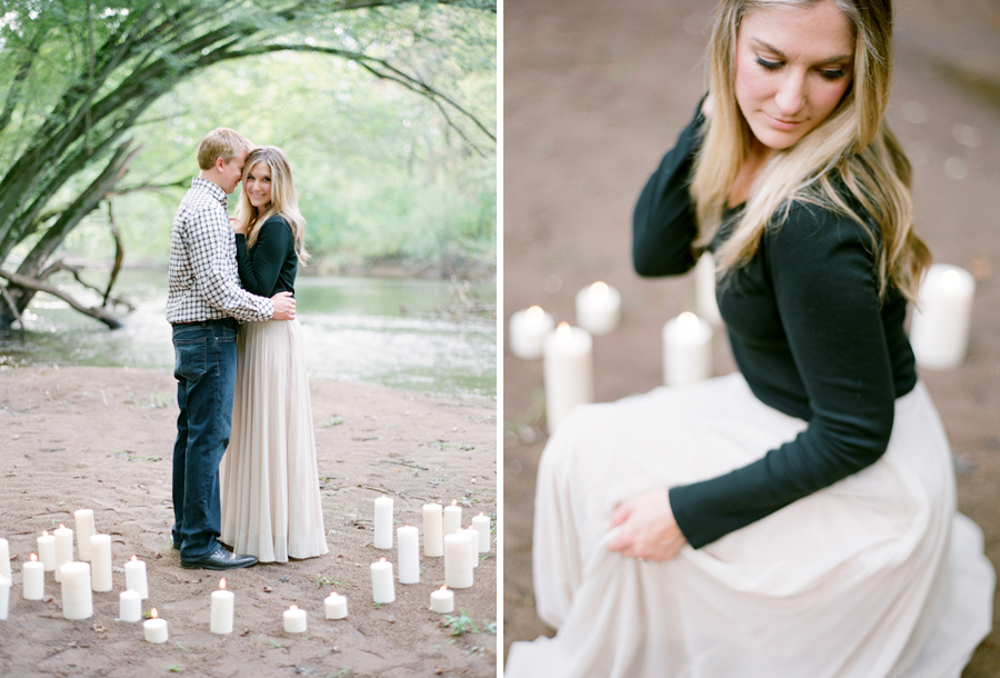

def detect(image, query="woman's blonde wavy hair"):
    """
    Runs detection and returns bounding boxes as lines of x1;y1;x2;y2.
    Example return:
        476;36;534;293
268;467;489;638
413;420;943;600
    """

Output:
236;145;310;265
690;0;929;301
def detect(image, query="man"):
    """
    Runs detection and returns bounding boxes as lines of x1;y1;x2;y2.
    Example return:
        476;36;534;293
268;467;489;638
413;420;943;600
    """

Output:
166;128;296;570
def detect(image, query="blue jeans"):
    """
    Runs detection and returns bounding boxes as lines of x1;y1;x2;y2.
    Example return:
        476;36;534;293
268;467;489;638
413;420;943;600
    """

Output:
171;318;237;560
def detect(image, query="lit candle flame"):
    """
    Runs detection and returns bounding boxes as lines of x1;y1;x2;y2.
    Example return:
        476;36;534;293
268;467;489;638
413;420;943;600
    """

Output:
556;322;572;340
439;585;448;591
219;578;227;591
131;555;138;562
30;553;38;562
451;499;457;506
379;557;387;563
678;311;700;328
289;604;298;611
590;281;609;299
150;608;159;619
41;530;49;537
526;305;544;320
58;523;66;529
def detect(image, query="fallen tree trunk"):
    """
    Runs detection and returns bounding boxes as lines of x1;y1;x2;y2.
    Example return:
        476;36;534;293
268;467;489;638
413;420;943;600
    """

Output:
0;268;122;330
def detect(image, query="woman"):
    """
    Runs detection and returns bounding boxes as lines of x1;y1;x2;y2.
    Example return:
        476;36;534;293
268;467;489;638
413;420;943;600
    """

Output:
220;145;328;563
505;1;993;676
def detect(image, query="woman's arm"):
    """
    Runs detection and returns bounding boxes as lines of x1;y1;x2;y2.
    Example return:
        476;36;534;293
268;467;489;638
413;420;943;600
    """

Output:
236;216;294;297
669;203;897;549
632;100;706;277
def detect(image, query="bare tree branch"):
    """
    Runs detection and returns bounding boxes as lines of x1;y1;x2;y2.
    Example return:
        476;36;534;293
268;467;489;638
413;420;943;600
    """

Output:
0;268;123;329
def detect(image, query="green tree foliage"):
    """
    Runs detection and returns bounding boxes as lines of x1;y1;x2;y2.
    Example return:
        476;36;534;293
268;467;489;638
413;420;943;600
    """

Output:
0;0;495;329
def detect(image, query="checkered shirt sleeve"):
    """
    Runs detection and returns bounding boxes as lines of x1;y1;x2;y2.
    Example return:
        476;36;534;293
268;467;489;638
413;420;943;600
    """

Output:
166;178;274;324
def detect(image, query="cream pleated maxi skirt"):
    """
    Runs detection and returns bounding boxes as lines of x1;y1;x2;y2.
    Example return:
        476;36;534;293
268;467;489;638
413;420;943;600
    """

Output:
505;373;993;678
220;318;329;563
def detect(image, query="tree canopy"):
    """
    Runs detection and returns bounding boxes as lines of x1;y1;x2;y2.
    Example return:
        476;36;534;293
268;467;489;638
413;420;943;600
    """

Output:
0;0;496;329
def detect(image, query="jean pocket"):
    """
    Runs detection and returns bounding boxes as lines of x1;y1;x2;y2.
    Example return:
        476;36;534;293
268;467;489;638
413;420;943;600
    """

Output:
174;335;208;381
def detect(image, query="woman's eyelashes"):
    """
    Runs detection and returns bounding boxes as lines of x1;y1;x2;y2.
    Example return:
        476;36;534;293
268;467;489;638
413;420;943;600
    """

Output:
755;56;849;80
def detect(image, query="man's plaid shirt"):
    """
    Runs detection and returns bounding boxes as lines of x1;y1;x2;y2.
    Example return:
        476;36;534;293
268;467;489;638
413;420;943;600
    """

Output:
166;178;273;324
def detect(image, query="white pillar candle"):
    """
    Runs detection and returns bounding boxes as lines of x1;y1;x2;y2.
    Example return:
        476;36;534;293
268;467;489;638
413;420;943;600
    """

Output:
663;312;713;387
374;496;393;550
543;323;594;433
283;605;307;633
397;525;420;584
73;509;96;561
443;500;462;537
463;527;479;569
695;253;723;326
0;538;10;581
59;561;93;620
22;554;44;600
210;578;234;634
37;531;56;572
119;589;142;622
89;534;112;592
125;555;148;599
371;557;395;604
0;576;10;620
509;305;556;360
53;524;73;583
324;592;348;620
575;281;622;335
144;608;168;643
909;264;976;370
472;513;491;553
444;533;474;589
422;503;443;557
430;585;454;614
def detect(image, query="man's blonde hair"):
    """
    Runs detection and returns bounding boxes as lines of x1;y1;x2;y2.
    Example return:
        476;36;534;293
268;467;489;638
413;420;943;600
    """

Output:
196;127;253;170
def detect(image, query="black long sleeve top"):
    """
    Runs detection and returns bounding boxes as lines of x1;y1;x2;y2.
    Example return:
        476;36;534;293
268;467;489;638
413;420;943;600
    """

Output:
633;104;918;549
235;215;298;298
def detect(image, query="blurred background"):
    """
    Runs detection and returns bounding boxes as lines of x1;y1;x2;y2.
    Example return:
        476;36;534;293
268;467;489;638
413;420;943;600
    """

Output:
502;0;1000;673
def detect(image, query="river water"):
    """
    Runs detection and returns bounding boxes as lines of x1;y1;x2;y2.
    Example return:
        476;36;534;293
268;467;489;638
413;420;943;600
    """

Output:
0;270;496;399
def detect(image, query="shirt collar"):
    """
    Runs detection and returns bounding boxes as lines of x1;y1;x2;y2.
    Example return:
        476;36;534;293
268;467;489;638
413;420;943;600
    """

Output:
191;177;229;207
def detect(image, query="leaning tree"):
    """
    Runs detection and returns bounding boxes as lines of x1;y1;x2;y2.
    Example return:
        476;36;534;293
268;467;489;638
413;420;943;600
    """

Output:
0;0;495;330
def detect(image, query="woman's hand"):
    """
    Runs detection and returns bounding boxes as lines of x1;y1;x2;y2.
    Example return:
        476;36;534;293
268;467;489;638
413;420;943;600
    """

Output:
606;489;688;561
230;217;246;235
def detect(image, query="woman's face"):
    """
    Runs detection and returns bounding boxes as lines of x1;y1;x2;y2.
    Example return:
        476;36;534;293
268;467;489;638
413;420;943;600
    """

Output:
734;0;855;155
244;161;273;209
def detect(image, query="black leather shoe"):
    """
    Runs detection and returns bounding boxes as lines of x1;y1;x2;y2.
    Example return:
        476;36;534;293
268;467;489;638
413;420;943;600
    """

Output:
181;546;257;570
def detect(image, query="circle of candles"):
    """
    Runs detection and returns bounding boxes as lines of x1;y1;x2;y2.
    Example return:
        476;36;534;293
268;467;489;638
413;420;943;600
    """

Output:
324;592;348;620
73;508;96;561
210;578;234;634
374;495;393;550
575;281;622;335
397;525;420;584
125;555;149;599
89;534;112;592
695;253;723;326
472;513;491;553
509;305;556;360
543;323;595;434
430;585;454;614
37;531;56;572
144;608;168;643
371;557;395;604
0;537;10;581
0;576;10;620
422;503;444;557
59;561;93;620
444;533;474;589
283;604;307;633
443;500;462;537
119;589;142;622
22;554;44;600
53;524;73;583
662;312;713;387
909;264;976;370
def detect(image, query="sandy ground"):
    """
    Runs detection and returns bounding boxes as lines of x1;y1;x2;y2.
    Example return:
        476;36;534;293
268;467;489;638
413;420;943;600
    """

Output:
0;365;497;677
502;0;1000;675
